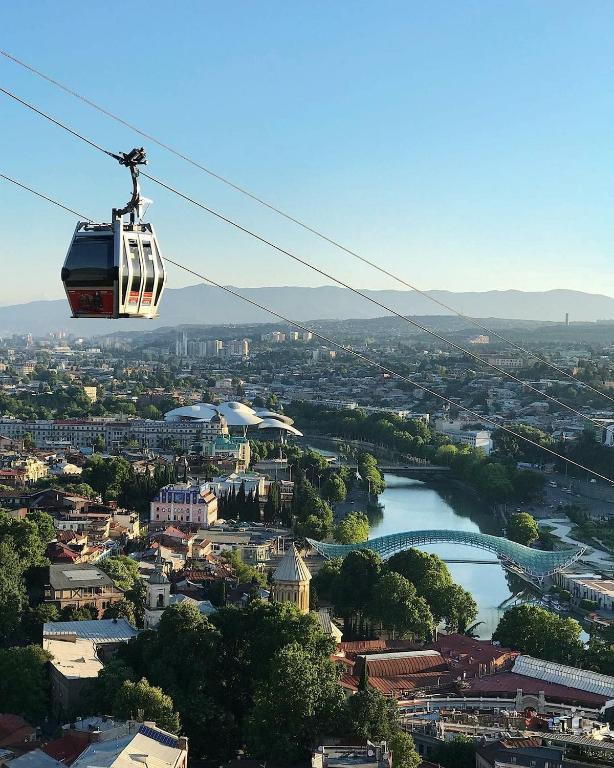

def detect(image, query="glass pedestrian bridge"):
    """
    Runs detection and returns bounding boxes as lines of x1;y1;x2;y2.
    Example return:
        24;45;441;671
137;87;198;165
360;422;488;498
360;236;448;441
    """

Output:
307;530;586;580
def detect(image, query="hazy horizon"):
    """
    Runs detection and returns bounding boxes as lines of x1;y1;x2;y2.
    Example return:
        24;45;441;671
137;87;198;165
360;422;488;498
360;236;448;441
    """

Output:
2;2;614;305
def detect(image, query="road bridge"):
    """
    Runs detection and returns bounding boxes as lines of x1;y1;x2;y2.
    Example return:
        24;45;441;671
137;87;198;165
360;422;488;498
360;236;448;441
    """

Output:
377;465;450;474
307;529;585;581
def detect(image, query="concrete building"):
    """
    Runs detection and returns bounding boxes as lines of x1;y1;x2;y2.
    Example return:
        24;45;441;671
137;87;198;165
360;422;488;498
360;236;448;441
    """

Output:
555;571;614;610
271;544;311;614
435;419;493;454
70;722;188;768
43;619;137;717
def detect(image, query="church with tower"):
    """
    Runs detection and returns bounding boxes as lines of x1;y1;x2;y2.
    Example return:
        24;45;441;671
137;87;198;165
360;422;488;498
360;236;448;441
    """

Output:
270;543;312;613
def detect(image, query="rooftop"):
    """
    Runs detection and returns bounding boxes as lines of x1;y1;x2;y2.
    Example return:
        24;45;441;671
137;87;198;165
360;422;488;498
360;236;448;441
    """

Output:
70;724;184;768
513;654;614;698
272;544;312;583
48;564;115;591
43;618;138;644
43;637;103;680
8;749;65;768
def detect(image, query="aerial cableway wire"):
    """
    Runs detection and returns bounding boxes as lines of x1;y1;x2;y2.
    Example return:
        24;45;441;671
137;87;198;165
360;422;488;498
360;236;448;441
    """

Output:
0;85;606;429
2;170;613;484
1;48;611;407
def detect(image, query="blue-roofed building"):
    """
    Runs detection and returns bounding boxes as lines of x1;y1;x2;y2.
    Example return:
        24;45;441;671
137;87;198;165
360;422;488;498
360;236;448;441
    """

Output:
42;618;138;645
70;722;188;768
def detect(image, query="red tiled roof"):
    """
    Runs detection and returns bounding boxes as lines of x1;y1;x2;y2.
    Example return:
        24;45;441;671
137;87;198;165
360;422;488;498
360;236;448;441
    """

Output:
466;672;608;707
369;672;454;696
43;733;89;765
163;526;192;540
433;633;517;665
362;652;447;677
0;714;35;747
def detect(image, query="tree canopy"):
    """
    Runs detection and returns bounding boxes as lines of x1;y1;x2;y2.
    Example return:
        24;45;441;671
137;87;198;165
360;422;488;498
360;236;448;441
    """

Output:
507;512;540;546
493;605;584;664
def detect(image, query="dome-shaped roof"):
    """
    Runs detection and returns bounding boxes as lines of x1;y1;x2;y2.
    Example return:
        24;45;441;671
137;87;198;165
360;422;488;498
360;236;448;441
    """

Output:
164;403;217;422
257;418;303;436
226;401;253;411
216;402;263;426
253;409;294;425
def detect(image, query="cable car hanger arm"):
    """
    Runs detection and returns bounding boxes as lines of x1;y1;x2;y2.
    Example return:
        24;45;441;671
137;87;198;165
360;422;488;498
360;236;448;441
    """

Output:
110;147;147;222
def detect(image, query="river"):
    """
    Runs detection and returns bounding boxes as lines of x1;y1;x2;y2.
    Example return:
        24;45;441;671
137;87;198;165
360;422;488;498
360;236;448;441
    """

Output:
374;474;514;638
306;442;517;637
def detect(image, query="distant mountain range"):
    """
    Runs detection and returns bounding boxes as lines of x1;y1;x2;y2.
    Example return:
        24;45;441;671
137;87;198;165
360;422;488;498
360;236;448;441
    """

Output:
3;285;614;336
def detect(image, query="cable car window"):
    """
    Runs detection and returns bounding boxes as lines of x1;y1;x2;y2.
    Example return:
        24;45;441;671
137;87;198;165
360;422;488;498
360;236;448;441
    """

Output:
153;242;165;304
142;242;155;293
64;236;114;286
121;243;129;304
127;240;141;298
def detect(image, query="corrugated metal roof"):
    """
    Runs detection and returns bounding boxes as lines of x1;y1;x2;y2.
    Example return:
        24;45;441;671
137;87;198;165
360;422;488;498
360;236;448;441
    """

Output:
513;655;614;698
362;651;446;677
272;544;311;582
43;618;138;643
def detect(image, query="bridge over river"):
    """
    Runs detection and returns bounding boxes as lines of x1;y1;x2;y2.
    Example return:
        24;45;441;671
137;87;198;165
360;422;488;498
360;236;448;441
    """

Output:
307;529;585;581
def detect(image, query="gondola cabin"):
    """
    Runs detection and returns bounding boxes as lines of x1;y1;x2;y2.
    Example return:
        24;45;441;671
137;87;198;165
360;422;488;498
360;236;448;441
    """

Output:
61;219;165;319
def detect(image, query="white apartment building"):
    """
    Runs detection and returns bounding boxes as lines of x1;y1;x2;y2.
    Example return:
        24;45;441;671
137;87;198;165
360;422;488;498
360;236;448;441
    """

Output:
0;417;227;452
435;419;493;455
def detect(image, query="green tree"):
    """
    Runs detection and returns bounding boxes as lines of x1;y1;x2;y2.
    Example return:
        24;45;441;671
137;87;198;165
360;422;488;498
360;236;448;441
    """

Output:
507;512;540;546
113;678;180;734
0;645;51;722
369;572;433;641
322;474;347;503
23;432;36;451
25;510;56;546
103;599;137;626
493;605;583;664
21;603;59;645
89;660;136;712
0;541;28;644
311;557;342;606
99;555;141;592
389;731;421;768
346;687;398;741
82;455;131;501
431;735;476;768
334;550;382;626
60;604;98;621
246;642;345;763
437;583;478;634
334;511;369;544
140;404;161;420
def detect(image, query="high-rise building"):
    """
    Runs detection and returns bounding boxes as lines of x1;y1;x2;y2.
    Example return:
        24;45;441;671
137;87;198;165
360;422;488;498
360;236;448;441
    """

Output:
229;339;250;357
175;332;188;357
207;339;224;357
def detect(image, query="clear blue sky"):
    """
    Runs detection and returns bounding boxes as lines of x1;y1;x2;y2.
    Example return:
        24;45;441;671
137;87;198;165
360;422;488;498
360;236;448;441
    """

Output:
1;1;614;305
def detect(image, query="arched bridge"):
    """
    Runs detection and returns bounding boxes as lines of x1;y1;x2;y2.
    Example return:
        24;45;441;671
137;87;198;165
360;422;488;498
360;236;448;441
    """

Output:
307;530;586;580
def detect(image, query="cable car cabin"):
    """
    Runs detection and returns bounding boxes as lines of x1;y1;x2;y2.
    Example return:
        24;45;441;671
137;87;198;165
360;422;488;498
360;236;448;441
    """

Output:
61;220;165;319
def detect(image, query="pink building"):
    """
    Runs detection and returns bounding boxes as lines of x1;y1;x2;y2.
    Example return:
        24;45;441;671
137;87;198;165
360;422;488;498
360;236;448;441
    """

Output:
150;483;218;527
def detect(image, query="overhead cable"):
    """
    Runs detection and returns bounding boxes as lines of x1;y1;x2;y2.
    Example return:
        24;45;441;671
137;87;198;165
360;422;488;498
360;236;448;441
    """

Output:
0;84;605;429
2;170;612;484
2;48;611;406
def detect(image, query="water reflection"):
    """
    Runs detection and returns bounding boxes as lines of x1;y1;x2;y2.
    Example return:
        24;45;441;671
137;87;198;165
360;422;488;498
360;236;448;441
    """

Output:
374;475;514;638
